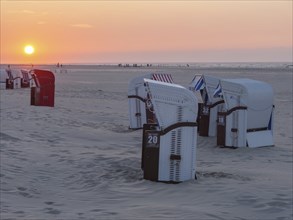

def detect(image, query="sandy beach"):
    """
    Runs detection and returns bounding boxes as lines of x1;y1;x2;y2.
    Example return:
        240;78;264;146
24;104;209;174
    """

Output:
0;63;292;220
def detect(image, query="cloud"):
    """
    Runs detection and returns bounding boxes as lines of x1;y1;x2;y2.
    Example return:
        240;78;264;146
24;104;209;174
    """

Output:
7;10;47;16
7;10;34;14
22;10;35;14
37;21;47;25
71;24;93;28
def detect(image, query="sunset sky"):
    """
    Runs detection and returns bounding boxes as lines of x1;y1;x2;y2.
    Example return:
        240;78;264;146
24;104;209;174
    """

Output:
1;1;292;64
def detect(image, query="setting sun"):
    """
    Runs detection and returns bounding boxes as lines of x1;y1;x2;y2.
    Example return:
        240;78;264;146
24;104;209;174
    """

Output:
24;45;34;55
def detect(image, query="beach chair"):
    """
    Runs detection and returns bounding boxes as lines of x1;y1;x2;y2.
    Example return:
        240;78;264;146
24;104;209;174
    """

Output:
141;79;198;183
0;69;7;90
216;78;274;148
5;69;21;89
189;75;225;136
128;73;174;129
20;69;33;88
30;69;55;107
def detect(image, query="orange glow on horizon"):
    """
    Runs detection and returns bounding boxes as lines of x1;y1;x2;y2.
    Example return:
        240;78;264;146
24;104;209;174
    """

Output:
1;1;292;64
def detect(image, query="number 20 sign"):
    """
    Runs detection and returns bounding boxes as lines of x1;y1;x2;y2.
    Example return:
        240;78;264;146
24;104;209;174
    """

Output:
146;132;160;148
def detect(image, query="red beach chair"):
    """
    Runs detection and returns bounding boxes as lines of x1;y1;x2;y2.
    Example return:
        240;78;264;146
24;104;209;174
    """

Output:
30;69;55;107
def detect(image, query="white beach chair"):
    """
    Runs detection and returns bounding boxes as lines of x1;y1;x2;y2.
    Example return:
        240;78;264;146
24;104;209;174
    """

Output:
5;69;21;89
217;78;274;148
128;73;174;129
20;69;33;88
141;79;198;183
0;69;7;90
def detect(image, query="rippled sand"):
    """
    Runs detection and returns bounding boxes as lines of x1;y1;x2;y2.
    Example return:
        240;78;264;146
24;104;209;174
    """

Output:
0;64;292;219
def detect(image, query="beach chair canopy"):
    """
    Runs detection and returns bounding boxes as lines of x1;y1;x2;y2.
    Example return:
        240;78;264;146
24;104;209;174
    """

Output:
128;73;152;98
5;69;22;80
31;69;55;88
220;78;273;130
144;78;198;129
128;73;175;129
189;74;223;104
21;69;32;83
128;73;174;96
203;75;223;103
